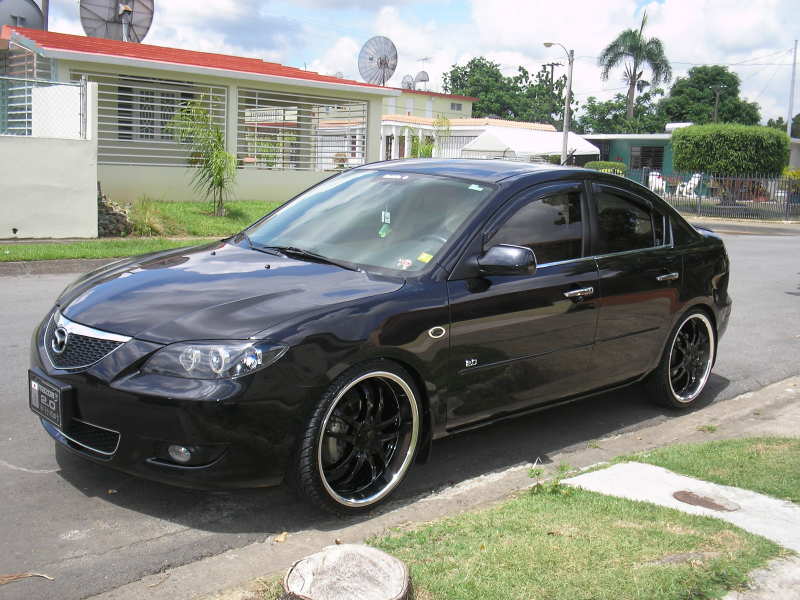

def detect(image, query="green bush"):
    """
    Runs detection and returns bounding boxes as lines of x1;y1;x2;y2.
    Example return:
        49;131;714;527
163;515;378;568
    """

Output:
584;161;627;174
672;124;789;175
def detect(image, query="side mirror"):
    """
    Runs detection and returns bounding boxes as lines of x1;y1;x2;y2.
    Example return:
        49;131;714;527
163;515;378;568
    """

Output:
476;244;537;277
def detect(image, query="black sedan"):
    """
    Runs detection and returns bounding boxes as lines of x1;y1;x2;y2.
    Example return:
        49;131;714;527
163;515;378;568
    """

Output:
29;160;731;513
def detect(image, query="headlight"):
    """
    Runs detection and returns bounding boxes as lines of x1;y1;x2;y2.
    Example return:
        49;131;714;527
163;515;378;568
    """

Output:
142;341;288;379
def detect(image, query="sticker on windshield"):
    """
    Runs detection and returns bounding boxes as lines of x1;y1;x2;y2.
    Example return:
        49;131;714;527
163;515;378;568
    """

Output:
397;258;412;270
381;211;391;224
468;184;484;191
418;252;433;263
383;174;409;180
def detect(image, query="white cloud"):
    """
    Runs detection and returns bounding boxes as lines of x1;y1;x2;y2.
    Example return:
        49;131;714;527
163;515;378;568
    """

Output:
40;0;800;122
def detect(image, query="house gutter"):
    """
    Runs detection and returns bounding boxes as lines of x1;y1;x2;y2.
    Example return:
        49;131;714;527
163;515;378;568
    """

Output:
40;48;400;97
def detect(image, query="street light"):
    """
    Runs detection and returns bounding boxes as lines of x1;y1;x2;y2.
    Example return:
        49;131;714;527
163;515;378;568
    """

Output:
544;42;574;164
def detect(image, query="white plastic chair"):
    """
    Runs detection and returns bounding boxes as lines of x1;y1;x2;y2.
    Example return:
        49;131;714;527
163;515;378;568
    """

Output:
648;171;665;192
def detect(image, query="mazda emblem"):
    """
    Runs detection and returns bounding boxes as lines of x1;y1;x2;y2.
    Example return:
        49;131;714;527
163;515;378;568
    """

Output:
52;327;69;354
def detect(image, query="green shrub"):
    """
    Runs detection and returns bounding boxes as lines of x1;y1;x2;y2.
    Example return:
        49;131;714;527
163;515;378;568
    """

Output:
584;161;627;174
130;196;182;236
672;124;789;175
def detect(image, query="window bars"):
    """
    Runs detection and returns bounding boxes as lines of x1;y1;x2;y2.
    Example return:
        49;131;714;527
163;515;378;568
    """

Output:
71;71;227;166
236;87;367;171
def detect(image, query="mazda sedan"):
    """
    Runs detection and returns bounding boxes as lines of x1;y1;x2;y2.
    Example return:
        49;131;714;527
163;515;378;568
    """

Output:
29;160;731;513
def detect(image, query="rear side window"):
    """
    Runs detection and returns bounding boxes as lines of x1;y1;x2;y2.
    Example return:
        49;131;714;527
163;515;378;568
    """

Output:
595;191;654;254
487;189;583;265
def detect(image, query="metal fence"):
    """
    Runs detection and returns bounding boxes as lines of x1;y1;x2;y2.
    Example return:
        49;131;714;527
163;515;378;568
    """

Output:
613;168;800;222
0;76;87;139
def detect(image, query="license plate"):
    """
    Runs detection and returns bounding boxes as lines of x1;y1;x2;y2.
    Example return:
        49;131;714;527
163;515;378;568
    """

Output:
29;369;71;429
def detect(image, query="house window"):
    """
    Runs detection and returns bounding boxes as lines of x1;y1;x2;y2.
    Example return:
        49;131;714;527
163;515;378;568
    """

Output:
138;90;155;139
406;98;414;116
387;97;396;114
117;86;133;141
159;92;175;140
73;71;226;166
630;145;664;170
450;102;462;111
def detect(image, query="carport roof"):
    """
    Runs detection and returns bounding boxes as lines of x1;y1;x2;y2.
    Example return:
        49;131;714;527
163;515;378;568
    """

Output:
1;26;399;96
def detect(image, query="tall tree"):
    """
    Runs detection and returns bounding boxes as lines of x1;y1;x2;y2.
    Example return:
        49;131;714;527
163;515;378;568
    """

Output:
442;57;518;119
658;65;760;126
575;88;666;134
597;11;672;121
442;58;577;127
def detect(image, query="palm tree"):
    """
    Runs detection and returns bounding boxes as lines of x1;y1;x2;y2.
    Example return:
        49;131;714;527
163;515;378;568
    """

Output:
598;11;672;121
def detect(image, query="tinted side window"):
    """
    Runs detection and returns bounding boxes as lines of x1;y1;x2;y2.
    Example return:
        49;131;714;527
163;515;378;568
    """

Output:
487;189;583;265
595;191;654;254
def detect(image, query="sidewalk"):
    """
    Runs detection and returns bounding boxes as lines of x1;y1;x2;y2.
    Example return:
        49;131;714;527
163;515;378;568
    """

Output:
85;374;800;600
686;216;800;236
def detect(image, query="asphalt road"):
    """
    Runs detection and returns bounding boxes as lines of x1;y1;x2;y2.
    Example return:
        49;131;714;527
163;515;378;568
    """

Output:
1;233;798;600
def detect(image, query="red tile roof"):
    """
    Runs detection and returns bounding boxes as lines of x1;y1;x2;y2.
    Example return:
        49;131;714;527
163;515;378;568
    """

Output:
1;26;389;91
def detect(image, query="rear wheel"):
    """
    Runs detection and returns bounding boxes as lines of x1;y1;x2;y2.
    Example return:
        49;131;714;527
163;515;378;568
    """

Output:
647;310;716;408
286;360;420;514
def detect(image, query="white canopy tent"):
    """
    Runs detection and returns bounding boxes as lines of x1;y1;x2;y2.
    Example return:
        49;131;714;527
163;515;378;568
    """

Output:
459;127;600;161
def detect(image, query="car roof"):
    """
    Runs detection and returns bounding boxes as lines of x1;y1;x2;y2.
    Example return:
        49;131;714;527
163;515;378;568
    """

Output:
363;158;565;183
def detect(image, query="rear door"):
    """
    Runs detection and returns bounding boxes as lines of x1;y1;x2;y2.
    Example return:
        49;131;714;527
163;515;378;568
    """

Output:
587;183;682;389
446;182;599;429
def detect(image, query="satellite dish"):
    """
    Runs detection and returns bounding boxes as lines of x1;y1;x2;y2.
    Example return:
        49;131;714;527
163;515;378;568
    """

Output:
414;70;429;86
334;71;344;79
358;36;398;86
79;0;154;43
0;0;45;30
401;75;414;90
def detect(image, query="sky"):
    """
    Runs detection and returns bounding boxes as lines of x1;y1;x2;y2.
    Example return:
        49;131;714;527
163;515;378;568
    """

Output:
43;0;800;125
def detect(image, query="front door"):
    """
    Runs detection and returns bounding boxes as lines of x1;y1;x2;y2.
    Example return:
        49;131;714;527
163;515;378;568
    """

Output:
446;183;599;429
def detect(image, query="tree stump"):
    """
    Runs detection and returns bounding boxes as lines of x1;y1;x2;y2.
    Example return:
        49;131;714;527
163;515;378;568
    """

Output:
282;544;411;600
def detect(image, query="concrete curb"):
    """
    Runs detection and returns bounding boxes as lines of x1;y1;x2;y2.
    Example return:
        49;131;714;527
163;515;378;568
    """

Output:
0;258;118;278
84;374;800;600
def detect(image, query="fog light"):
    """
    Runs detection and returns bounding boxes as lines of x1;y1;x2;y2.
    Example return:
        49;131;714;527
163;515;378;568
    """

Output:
168;445;192;463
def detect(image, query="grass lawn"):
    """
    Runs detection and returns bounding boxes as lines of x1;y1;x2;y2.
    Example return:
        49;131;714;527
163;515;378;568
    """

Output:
1;200;280;262
371;487;779;600
617;437;800;503
0;238;202;262
360;438;800;600
152;200;280;237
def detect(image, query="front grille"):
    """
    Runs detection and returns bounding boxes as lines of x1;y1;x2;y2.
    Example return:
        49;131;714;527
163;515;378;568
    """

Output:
62;419;120;455
44;312;128;372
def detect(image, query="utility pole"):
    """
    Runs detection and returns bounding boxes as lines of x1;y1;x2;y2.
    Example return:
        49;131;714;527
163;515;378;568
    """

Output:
544;62;561;125
788;40;797;137
710;85;728;123
544;42;574;164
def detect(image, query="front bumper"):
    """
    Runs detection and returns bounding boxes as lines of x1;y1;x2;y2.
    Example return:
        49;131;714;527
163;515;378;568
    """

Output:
30;315;313;491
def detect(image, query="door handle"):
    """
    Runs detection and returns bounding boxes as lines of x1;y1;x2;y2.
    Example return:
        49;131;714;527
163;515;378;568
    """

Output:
656;272;679;282
563;286;594;299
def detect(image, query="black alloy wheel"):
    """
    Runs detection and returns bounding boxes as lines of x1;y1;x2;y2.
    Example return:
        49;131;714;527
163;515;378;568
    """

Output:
286;360;420;513
647;310;716;408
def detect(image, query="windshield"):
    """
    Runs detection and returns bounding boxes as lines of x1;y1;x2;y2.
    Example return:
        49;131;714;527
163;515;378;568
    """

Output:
247;170;496;273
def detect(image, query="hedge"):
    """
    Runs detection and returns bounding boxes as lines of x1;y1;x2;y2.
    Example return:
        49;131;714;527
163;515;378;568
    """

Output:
672;124;789;175
584;161;627;174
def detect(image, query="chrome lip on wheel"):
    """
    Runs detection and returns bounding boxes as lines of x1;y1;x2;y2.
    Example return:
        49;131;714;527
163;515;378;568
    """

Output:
317;372;419;508
668;313;715;403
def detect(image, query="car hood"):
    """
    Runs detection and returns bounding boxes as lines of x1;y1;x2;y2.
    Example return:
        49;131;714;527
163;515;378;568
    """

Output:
59;241;404;343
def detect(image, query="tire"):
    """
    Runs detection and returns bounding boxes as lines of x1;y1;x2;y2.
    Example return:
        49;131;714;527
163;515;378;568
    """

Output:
647;309;716;409
285;360;421;514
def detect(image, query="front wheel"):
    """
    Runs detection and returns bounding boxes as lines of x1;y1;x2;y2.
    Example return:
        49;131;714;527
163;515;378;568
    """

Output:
647;310;716;408
286;360;421;514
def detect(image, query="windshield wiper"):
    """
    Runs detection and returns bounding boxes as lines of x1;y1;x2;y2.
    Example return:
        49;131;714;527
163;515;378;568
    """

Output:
267;246;362;272
241;233;284;257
